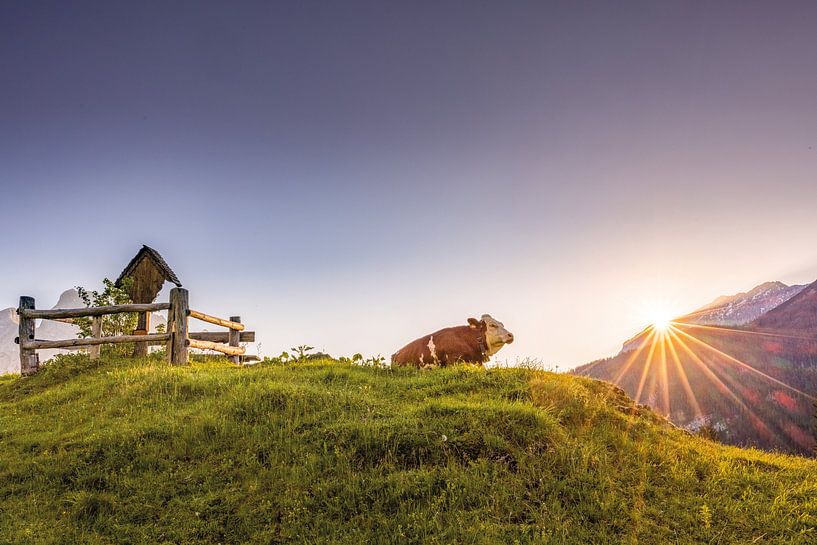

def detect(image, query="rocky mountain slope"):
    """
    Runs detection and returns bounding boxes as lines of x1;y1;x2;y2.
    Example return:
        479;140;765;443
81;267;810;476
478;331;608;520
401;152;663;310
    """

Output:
620;281;806;355
751;279;817;334
679;281;806;327
581;278;817;455
576;325;817;455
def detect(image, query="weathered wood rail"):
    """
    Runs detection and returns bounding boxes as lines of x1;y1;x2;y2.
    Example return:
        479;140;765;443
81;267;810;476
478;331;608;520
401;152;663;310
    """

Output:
15;288;254;375
187;307;245;364
24;333;171;350
188;310;245;331
19;302;170;320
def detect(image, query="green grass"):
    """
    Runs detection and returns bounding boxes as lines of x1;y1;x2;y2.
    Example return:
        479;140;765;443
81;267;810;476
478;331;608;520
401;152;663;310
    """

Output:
0;355;815;544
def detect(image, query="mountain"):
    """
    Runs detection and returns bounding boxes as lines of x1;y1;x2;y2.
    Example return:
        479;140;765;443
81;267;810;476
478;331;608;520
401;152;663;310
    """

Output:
620;326;652;354
678;281;806;327
751;279;817;334
619;280;806;355
0;289;167;375
35;289;84;364
0;356;815;543
577;324;817;455
0;290;81;375
0;308;21;375
579;278;817;455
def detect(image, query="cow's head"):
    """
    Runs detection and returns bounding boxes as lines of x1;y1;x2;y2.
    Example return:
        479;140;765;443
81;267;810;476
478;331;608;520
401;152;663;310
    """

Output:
468;314;514;356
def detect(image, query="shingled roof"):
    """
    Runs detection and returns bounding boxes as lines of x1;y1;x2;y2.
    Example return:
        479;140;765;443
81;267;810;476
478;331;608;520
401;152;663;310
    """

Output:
115;245;182;288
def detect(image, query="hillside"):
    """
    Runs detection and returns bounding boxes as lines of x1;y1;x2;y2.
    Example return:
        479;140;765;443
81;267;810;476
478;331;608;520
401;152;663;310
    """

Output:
752;279;817;334
576;324;817;455
1;356;816;544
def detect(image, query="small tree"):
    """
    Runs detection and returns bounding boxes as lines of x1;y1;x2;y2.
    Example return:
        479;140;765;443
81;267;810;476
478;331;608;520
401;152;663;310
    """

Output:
75;278;138;357
291;345;314;362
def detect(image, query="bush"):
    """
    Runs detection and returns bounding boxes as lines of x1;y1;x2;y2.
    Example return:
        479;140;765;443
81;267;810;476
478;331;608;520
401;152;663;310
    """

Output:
75;278;137;356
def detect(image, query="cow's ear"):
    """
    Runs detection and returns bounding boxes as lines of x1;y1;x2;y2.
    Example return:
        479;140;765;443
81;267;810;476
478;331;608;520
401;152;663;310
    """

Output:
468;318;485;329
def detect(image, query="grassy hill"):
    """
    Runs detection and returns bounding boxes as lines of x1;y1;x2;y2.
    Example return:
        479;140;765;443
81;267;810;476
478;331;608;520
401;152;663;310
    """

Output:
1;355;816;544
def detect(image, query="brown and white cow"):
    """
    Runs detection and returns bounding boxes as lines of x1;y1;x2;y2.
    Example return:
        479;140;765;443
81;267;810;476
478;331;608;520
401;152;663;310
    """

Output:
391;314;514;368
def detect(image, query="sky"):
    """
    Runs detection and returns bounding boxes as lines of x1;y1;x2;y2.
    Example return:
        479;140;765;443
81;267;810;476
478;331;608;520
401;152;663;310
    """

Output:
2;1;817;368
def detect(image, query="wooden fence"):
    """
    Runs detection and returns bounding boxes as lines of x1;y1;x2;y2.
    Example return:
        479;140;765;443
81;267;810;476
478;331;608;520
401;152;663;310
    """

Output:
15;288;255;376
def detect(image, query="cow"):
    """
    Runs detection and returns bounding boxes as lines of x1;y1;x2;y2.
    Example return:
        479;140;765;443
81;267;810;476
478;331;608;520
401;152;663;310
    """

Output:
391;314;514;368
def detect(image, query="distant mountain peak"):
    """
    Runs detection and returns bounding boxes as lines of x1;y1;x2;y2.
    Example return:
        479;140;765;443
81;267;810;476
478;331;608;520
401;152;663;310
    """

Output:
52;289;83;310
619;280;808;354
678;281;806;327
0;307;18;326
1;289;84;375
750;278;817;333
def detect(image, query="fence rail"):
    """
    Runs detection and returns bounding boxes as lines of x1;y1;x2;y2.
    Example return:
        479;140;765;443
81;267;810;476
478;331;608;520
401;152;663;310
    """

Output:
22;333;171;350
189;339;245;356
190;331;255;343
15;288;252;375
19;303;170;320
188;310;245;331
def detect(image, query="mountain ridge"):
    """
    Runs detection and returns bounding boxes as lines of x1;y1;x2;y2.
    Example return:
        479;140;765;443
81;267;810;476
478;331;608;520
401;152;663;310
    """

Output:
580;277;817;455
751;278;817;334
620;280;807;355
678;281;806;327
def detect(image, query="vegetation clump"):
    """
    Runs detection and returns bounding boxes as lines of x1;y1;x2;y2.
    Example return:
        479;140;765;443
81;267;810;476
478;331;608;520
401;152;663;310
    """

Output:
74;277;139;357
0;354;815;544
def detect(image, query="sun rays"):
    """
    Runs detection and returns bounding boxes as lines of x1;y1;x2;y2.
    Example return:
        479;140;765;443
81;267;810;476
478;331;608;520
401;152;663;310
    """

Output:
586;318;816;450
672;327;814;400
622;321;815;404
673;321;816;341
665;332;702;419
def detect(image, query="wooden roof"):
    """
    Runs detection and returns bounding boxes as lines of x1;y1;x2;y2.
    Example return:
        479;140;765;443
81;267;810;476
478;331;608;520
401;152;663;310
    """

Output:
115;245;182;288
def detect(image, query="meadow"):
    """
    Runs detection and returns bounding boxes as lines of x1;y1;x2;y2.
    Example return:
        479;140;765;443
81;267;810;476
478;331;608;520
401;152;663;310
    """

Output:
0;355;815;544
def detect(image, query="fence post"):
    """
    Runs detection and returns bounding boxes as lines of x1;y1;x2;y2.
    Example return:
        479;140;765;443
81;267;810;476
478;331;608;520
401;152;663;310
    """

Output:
18;296;38;376
228;316;241;364
133;311;149;358
169;288;189;365
89;316;102;360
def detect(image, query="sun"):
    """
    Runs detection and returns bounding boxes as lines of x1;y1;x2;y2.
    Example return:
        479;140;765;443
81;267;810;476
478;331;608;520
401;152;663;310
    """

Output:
647;307;675;333
651;316;672;333
631;294;682;337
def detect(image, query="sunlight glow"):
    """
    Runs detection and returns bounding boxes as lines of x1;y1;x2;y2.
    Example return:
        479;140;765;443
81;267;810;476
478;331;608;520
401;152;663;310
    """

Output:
651;317;671;333
633;294;684;338
585;306;814;451
673;328;815;400
600;318;815;450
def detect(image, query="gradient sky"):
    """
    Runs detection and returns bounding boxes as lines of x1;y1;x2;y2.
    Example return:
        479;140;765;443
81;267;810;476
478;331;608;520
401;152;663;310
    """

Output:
2;1;817;368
